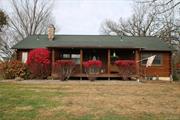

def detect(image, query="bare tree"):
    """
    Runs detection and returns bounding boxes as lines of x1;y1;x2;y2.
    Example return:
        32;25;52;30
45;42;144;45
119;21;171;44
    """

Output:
101;3;161;36
0;29;14;60
0;0;54;60
9;0;54;41
0;9;9;61
0;9;8;32
145;0;180;49
138;0;180;14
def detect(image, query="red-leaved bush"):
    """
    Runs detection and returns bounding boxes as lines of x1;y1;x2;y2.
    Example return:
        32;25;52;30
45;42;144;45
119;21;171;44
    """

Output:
26;48;51;79
83;60;102;80
53;60;75;81
0;60;30;79
115;60;136;80
83;60;102;69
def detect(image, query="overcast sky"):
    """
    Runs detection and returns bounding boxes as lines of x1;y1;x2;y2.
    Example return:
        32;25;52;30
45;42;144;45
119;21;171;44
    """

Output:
0;0;134;35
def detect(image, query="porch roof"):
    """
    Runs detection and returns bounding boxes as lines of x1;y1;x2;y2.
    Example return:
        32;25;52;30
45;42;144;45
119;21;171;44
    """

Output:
12;35;172;51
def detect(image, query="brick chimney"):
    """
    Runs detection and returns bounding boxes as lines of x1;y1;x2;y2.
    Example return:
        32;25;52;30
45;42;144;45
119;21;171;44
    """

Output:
48;24;55;41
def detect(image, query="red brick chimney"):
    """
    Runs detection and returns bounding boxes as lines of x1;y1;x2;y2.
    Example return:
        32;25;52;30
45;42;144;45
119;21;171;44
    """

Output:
48;24;55;41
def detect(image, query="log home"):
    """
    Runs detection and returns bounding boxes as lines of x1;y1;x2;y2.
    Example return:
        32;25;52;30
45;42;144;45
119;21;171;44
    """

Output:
13;25;172;81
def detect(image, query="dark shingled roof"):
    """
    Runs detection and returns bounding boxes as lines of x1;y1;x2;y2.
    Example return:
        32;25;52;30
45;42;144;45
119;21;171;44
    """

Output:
12;35;172;51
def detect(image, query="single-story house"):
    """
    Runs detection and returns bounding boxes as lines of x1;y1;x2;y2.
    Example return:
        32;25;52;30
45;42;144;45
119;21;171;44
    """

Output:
13;25;172;80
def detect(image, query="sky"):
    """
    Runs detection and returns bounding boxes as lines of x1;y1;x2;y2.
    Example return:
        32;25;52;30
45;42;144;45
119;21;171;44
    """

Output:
0;0;134;35
52;0;133;34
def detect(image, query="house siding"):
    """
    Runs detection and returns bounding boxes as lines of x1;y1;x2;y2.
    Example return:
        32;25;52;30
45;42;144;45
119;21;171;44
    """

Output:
140;51;171;77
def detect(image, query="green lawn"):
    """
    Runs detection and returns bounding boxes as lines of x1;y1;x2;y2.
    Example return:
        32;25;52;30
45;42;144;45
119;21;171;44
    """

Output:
0;81;180;120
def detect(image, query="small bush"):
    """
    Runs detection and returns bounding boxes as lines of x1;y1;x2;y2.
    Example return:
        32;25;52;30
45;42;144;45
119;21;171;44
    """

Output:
27;48;51;79
115;60;136;80
83;60;103;81
0;60;30;79
83;60;102;74
53;60;75;81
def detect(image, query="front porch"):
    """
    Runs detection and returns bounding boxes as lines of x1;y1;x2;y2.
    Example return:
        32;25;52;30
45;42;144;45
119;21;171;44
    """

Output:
51;48;141;79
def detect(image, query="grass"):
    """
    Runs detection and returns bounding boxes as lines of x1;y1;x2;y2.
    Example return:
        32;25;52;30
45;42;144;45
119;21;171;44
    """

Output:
0;74;3;80
0;81;180;120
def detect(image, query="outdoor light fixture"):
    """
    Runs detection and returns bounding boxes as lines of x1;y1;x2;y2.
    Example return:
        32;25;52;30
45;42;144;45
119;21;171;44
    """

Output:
113;51;116;57
93;56;96;60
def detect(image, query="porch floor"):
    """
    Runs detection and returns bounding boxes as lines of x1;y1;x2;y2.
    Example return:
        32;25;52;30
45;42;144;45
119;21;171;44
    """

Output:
71;73;120;78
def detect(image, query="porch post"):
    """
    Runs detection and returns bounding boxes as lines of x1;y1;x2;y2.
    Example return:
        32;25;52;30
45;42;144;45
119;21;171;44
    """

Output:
52;48;55;64
51;48;55;76
135;49;140;77
108;49;111;74
80;49;83;74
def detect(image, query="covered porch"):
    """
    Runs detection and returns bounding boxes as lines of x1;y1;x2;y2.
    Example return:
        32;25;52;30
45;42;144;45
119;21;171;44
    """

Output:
51;48;141;79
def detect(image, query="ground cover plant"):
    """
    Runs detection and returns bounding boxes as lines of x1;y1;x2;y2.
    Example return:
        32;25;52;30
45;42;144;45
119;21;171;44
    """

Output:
0;81;180;120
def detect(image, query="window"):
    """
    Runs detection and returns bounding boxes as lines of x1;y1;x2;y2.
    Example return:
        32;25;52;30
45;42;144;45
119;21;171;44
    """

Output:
63;54;71;58
62;53;80;64
22;52;28;63
72;54;80;64
141;53;162;65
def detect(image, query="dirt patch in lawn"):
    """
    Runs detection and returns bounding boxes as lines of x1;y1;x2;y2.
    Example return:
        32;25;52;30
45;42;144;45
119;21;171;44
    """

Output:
15;106;33;111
